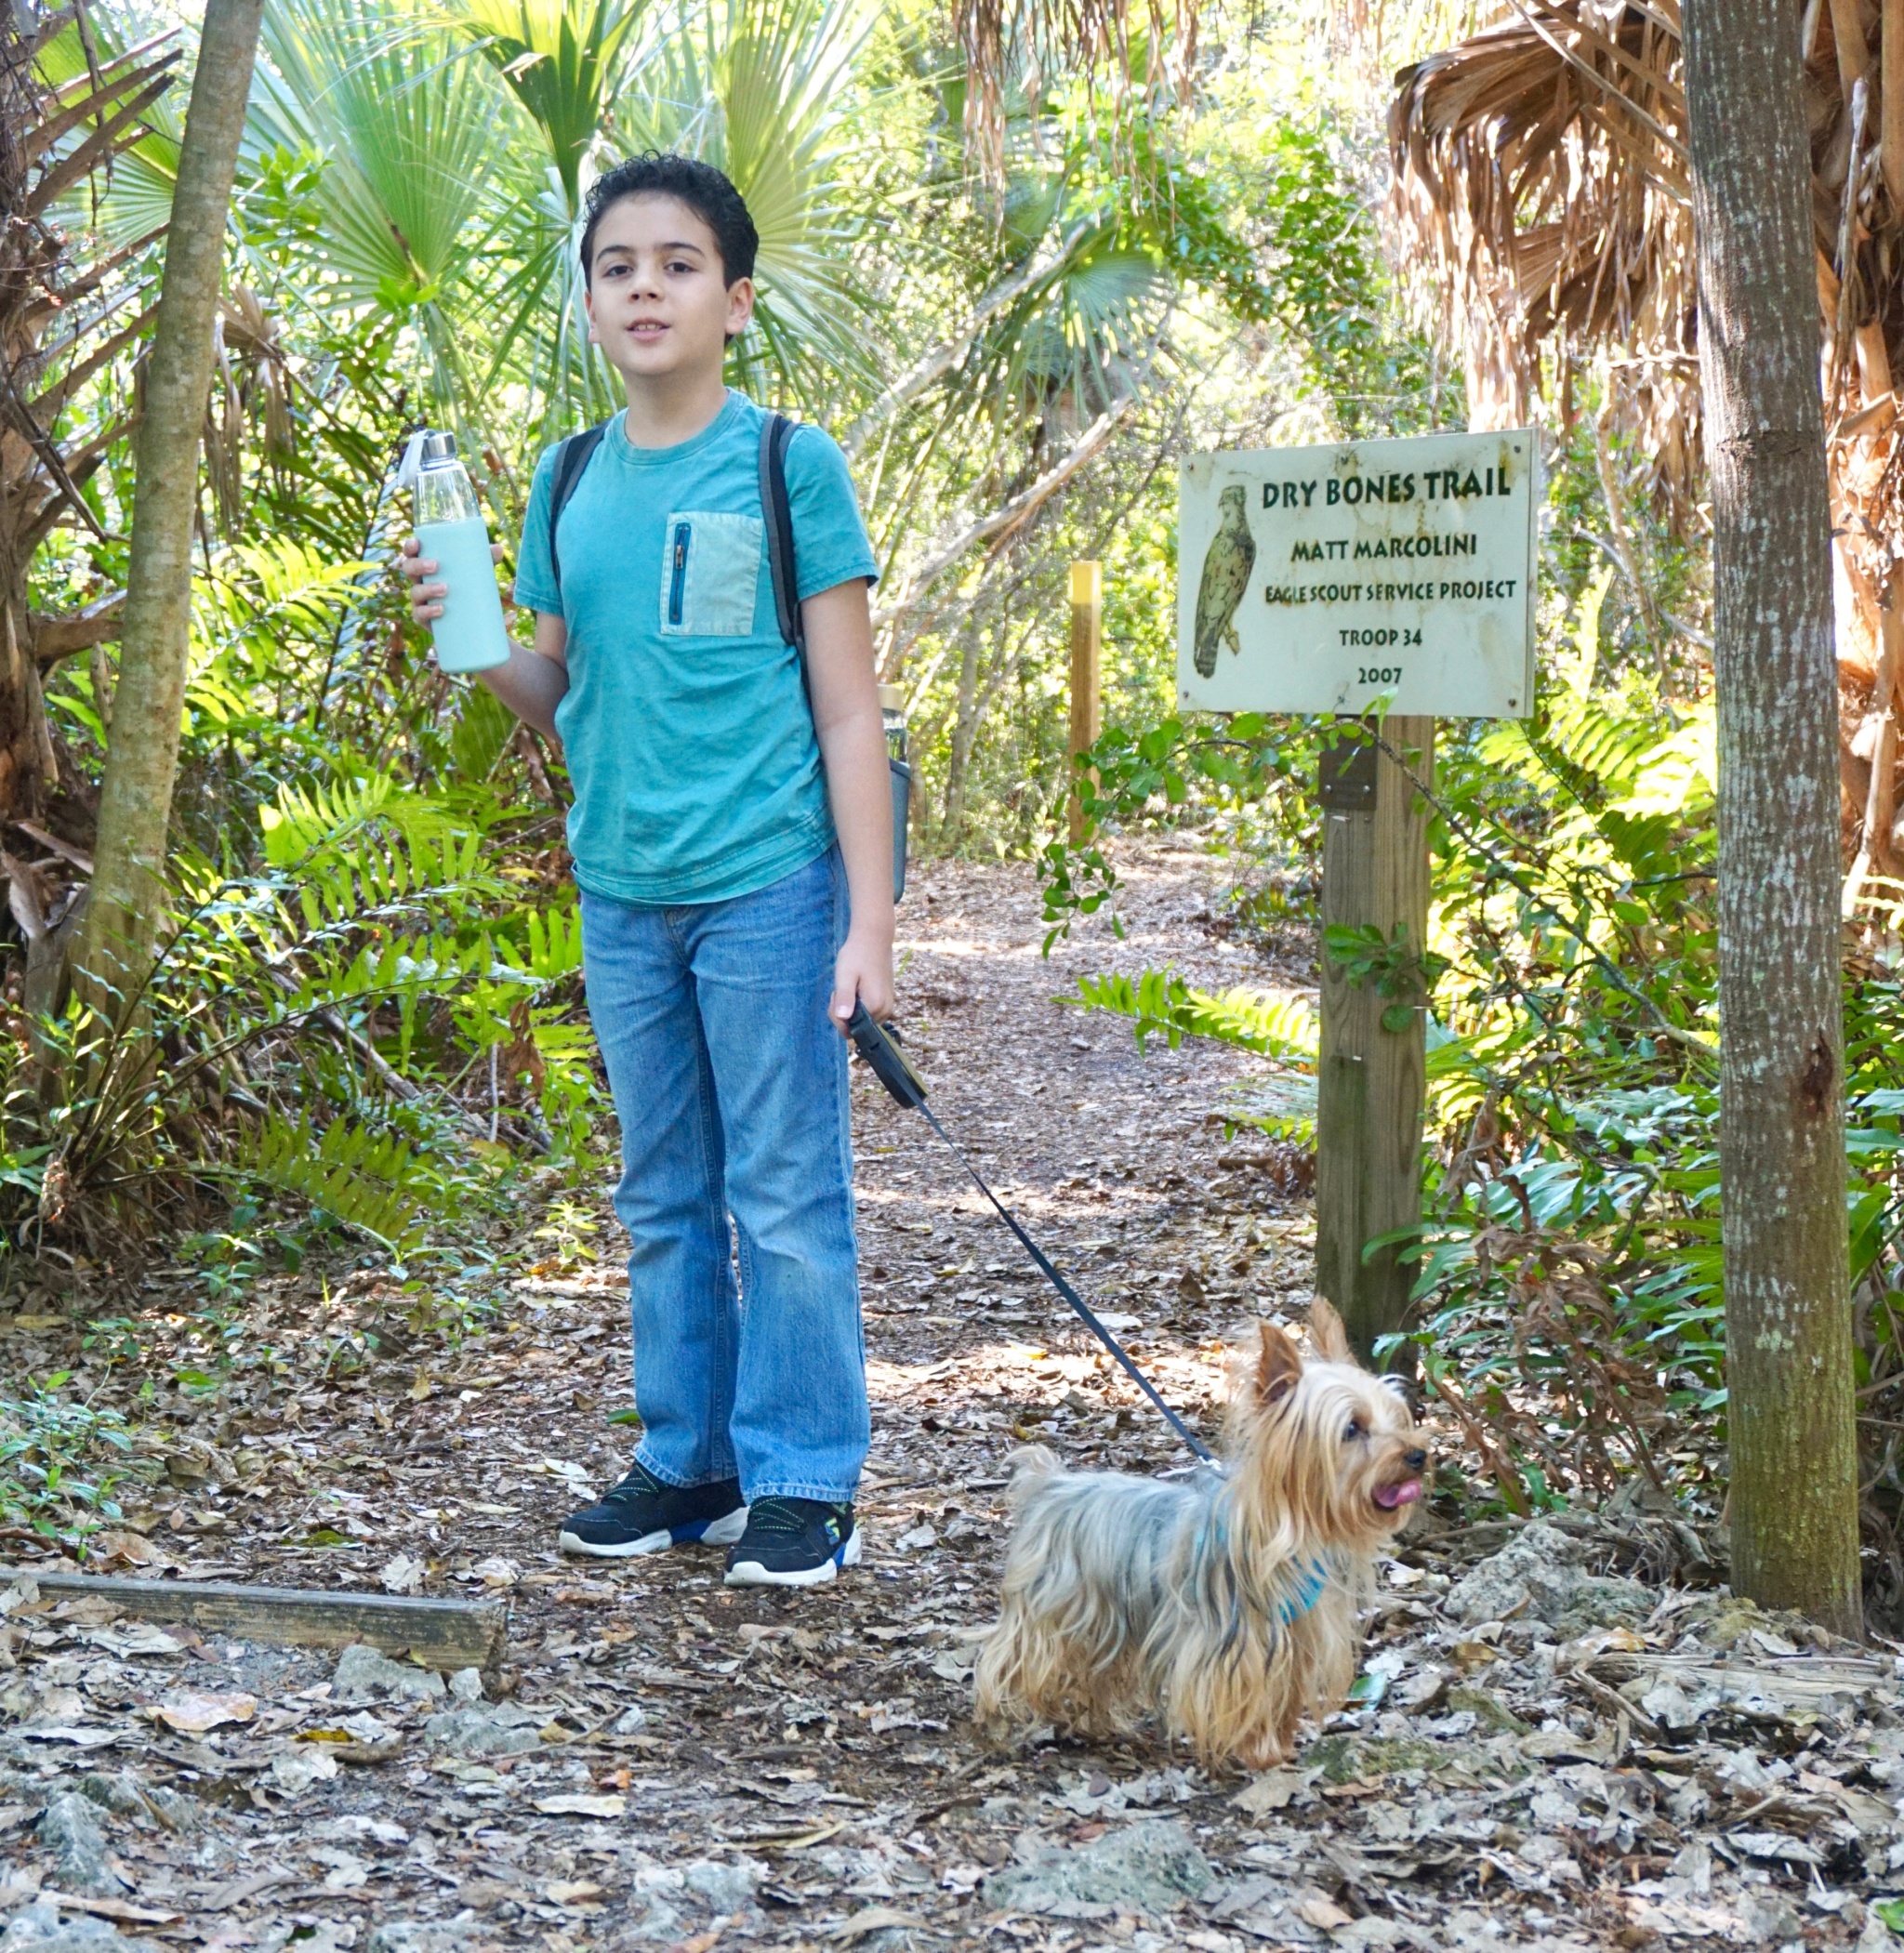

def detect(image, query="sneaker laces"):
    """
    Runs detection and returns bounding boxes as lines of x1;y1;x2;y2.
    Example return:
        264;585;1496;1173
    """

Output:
604;1461;667;1506
747;1497;825;1536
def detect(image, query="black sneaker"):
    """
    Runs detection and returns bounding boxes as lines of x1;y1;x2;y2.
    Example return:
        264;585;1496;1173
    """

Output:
558;1460;747;1559
724;1497;860;1588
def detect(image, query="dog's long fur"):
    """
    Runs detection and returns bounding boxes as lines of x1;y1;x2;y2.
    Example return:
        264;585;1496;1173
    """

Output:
972;1300;1425;1770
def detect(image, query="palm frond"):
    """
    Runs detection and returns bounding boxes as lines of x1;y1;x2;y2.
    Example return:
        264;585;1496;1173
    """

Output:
953;0;1197;188
1388;0;1697;502
249;0;496;315
450;0;654;208
33;22;184;246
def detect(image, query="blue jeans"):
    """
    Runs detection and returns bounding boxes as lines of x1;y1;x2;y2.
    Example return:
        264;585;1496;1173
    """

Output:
578;848;867;1503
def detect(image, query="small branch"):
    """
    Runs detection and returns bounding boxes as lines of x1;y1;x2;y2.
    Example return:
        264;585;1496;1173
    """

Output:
841;222;1097;463
31;588;125;666
870;392;1137;640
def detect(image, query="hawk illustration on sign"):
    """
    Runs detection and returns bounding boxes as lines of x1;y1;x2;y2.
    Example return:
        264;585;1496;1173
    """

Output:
1192;485;1256;678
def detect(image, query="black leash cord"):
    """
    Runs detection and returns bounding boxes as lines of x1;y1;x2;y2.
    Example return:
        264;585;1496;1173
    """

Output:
846;1005;1216;1466
917;1102;1218;1464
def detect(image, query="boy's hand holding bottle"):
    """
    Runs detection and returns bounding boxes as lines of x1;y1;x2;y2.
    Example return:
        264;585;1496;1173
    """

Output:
400;433;510;672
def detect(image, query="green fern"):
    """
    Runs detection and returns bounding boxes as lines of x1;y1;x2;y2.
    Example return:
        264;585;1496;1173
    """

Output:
235;1115;430;1252
1073;968;1319;1065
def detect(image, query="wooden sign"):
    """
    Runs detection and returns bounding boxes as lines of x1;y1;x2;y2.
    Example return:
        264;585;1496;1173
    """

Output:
1177;430;1539;719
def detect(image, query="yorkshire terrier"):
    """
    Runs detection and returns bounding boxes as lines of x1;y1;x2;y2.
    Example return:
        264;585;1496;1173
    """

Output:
973;1300;1427;1770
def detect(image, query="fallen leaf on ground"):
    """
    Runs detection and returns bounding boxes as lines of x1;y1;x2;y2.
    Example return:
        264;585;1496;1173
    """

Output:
532;1792;626;1817
152;1690;257;1733
41;1891;184;1925
1234;1770;1303;1814
1299;1896;1354;1930
379;1552;426;1595
831;1908;925;1942
81;1530;168;1570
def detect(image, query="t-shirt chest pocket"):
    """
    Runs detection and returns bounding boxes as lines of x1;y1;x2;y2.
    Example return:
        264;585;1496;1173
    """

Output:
659;510;763;638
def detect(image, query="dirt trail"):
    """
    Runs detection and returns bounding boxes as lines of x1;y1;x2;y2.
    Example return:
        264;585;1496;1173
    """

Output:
0;847;1884;1952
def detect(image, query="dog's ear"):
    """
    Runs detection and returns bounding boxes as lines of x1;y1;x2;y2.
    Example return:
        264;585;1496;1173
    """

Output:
1308;1298;1352;1363
1256;1321;1302;1408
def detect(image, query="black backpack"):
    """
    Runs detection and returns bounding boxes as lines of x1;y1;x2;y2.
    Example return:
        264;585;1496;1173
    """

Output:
544;410;906;900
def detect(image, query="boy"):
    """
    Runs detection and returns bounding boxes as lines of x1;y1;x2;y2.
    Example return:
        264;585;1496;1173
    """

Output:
402;153;892;1588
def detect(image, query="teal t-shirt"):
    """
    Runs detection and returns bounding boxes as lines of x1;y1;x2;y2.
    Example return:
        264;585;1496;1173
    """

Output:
512;390;879;905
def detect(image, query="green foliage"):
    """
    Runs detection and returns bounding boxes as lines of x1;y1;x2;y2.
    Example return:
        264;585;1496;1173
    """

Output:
1322;923;1450;1033
1040;713;1296;945
1075;967;1319;1063
1074;969;1320;1140
1256;123;1446;435
0;1386;150;1538
234;1115;434;1254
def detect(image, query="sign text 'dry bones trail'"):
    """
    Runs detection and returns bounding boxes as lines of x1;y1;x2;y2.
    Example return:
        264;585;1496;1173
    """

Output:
1178;430;1538;719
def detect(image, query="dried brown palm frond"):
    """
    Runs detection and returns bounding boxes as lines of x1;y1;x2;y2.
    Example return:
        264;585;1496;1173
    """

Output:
205;285;291;535
1389;0;1697;508
2;3;178;837
953;0;1198;187
1390;0;1904;903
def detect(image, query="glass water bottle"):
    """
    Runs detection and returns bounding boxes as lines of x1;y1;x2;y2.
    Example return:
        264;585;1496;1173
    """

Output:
414;431;509;675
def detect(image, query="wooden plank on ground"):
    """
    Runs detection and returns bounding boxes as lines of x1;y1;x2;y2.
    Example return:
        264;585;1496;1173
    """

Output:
5;1568;506;1670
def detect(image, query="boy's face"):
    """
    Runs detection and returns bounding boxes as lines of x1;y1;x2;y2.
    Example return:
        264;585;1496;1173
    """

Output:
584;194;754;386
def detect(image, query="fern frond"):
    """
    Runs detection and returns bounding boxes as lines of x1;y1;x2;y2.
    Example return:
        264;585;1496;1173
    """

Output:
234;1115;429;1251
1073;968;1319;1065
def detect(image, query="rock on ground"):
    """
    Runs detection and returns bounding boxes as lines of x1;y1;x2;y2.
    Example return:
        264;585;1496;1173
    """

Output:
331;1643;448;1701
985;1817;1219;1918
36;1793;119;1896
1443;1520;1653;1632
0;1904;160;1953
363;1920;501;1953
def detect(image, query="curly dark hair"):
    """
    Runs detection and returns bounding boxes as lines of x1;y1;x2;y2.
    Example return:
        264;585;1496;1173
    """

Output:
578;152;760;287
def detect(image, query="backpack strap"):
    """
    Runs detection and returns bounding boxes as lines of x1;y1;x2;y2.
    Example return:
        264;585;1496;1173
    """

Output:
548;422;609;590
759;411;804;656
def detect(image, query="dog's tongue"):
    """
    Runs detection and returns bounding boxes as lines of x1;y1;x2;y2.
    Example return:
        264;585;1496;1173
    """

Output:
1374;1479;1423;1510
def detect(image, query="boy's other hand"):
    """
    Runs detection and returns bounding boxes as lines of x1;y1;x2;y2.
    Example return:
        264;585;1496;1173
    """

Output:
830;929;894;1032
398;534;510;627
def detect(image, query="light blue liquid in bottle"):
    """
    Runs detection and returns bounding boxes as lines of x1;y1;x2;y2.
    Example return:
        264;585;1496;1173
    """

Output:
413;433;509;674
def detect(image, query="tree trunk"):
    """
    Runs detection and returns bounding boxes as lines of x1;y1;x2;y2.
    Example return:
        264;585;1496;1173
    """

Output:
1684;0;1863;1634
77;0;264;1010
943;620;984;842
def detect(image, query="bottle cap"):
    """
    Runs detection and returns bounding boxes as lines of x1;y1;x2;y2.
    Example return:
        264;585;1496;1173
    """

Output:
418;430;458;464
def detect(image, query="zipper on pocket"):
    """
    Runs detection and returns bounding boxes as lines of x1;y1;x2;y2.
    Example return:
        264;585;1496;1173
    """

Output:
668;521;690;627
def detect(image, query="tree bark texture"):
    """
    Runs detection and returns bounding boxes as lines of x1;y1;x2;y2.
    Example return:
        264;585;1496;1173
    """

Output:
78;0;263;1005
1684;0;1863;1635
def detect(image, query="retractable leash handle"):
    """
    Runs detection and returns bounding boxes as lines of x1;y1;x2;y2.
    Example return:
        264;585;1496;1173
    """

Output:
845;1005;1217;1467
846;1003;927;1109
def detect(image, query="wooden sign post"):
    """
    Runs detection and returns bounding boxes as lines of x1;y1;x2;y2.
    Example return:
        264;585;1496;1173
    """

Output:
1069;561;1104;843
1177;432;1537;1363
1315;718;1435;1359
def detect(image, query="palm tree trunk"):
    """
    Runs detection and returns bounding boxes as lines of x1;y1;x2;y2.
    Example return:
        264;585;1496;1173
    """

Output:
1684;0;1863;1635
77;0;264;1011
